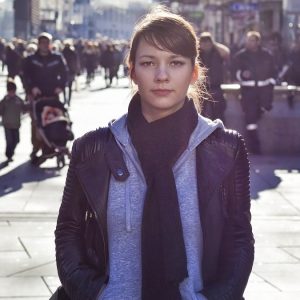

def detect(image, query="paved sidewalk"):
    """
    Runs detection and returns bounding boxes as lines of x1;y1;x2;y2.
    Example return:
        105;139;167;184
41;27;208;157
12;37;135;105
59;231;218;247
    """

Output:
0;76;300;299
245;155;300;299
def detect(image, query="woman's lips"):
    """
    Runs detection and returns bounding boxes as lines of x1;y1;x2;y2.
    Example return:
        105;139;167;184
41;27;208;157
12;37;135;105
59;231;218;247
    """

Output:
151;89;173;97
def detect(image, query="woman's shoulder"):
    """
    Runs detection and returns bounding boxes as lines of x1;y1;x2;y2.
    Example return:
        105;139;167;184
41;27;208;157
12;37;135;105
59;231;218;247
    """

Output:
208;127;246;153
71;127;110;163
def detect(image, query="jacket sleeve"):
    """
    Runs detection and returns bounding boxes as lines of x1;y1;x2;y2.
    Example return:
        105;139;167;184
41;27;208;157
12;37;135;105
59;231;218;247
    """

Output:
202;135;255;300
57;54;68;89
55;139;106;300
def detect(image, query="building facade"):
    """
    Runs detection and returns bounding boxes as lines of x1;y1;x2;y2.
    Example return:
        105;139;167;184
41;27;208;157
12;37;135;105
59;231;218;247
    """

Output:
14;0;40;39
39;0;73;38
283;0;300;43
201;0;283;47
0;0;14;40
93;2;151;40
70;0;93;39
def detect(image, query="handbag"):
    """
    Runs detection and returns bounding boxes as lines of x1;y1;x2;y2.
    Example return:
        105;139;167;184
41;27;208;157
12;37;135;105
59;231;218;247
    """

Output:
49;286;70;300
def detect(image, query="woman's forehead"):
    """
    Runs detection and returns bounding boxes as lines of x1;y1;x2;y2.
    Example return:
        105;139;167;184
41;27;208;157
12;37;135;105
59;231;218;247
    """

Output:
136;38;184;58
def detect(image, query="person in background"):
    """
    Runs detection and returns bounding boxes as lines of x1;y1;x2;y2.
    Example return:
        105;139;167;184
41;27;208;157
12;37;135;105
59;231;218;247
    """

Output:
233;31;275;154
4;43;22;80
23;32;67;99
266;32;289;84
0;79;26;162
287;37;300;86
199;32;230;122
54;6;254;300
0;38;6;72
62;40;79;106
82;41;98;86
22;32;68;163
74;39;85;75
101;43;116;87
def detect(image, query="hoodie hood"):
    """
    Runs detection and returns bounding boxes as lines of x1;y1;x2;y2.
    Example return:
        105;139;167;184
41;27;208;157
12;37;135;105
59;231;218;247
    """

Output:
188;114;224;150
109;113;224;150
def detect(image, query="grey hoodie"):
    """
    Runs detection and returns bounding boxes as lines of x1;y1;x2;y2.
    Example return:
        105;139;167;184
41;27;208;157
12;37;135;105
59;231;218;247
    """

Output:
98;114;224;300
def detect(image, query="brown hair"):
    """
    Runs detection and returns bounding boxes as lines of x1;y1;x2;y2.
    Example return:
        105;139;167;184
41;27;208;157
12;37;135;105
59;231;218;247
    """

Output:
127;6;207;111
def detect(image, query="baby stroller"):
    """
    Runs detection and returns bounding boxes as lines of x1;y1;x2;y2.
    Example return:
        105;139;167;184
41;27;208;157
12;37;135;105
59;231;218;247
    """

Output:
32;97;74;168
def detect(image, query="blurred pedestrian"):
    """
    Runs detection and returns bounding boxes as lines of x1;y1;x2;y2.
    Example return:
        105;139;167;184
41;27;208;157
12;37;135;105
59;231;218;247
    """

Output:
199;32;230;121
14;38;26;57
0;79;26;162
54;6;254;300
266;32;289;84
23;32;67;98
101;44;116;87
110;44;122;86
287;38;300;86
74;39;85;74
233;31;276;154
62;40;79;106
83;41;98;86
0;38;6;73
4;43;22;80
22;32;68;163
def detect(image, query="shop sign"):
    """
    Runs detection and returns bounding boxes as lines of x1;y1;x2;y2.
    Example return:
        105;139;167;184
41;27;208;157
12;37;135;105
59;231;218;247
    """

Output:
229;2;258;12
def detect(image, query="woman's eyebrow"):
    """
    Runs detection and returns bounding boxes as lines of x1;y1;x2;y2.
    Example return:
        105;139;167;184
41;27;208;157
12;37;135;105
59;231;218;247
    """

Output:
138;55;156;59
138;54;184;59
169;54;184;59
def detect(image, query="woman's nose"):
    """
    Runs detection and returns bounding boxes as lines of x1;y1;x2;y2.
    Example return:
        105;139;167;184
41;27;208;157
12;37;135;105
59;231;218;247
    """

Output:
155;66;169;82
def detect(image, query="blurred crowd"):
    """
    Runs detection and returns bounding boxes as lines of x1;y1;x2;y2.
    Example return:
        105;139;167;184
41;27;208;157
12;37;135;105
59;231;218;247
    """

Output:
1;30;300;162
0;31;300;93
0;36;130;95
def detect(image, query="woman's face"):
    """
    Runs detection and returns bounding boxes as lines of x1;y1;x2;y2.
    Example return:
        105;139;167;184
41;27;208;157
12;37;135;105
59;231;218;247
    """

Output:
131;38;198;122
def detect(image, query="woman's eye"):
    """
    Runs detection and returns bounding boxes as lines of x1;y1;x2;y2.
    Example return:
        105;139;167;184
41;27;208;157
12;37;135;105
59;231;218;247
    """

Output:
170;60;185;67
140;61;154;67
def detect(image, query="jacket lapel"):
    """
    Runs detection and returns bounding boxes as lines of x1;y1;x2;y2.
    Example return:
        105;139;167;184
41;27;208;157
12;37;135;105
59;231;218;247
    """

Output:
74;131;129;225
75;151;110;225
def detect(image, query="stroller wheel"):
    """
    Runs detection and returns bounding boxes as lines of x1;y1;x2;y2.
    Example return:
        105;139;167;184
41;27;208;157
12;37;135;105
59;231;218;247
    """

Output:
56;154;65;168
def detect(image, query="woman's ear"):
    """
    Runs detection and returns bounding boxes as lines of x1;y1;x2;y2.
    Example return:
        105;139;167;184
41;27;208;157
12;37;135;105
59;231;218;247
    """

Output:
129;63;137;84
190;64;199;84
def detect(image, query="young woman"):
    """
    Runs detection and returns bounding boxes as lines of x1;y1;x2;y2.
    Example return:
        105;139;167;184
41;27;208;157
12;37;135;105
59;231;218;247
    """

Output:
55;7;254;300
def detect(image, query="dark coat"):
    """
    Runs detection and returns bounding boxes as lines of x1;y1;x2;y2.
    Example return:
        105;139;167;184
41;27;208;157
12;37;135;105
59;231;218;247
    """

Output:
62;47;79;80
55;127;254;300
199;47;224;89
22;51;67;96
233;47;275;83
287;50;300;85
5;46;22;78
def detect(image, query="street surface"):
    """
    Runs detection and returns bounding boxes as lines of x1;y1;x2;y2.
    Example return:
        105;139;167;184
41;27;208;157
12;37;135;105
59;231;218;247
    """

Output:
0;73;300;299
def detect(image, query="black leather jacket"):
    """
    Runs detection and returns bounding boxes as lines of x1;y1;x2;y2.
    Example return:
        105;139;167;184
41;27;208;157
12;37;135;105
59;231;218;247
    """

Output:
55;127;254;300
